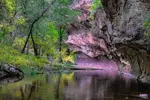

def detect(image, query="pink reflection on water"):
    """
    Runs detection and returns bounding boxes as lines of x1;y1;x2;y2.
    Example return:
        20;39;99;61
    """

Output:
65;70;137;100
76;59;118;70
75;53;133;77
75;70;136;82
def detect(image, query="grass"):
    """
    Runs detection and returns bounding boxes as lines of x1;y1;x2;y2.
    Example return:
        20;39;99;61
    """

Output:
0;43;49;68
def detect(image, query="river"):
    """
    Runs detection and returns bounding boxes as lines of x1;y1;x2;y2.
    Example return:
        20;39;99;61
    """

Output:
0;70;150;100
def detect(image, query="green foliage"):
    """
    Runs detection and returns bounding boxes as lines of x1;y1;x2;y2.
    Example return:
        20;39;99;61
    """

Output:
90;0;103;20
32;0;78;64
15;16;26;25
0;24;11;35
143;18;150;37
49;0;80;26
12;37;26;51
0;26;5;41
0;44;49;67
34;22;59;61
4;0;16;16
0;0;78;68
0;0;27;43
47;22;59;41
61;48;76;64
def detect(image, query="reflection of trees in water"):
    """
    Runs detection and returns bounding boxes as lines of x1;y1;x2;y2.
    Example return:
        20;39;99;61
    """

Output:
0;76;50;100
0;72;72;100
13;81;38;100
0;71;148;100
20;79;55;100
55;74;61;100
0;75;23;84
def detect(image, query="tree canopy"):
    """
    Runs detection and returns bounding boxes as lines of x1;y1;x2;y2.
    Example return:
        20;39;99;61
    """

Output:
0;0;80;67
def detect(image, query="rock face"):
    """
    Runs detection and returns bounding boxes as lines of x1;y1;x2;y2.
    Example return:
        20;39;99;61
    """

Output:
67;0;150;83
97;0;148;43
66;33;109;57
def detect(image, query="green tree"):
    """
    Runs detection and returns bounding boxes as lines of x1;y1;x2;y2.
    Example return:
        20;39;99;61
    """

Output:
0;0;79;67
20;0;56;56
48;0;79;62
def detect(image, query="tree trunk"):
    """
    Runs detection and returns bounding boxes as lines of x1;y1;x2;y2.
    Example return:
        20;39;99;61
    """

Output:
21;1;55;56
58;27;65;63
31;34;38;56
59;27;63;62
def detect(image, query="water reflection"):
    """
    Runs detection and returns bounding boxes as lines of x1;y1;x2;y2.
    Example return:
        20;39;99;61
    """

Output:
0;74;23;84
0;70;149;100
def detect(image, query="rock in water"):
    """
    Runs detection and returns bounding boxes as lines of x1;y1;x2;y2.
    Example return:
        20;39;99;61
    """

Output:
1;63;24;76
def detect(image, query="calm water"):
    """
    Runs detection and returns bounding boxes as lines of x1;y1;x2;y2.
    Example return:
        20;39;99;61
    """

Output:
0;70;150;100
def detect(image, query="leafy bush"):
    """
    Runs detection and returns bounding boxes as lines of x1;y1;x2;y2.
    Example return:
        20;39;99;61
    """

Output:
0;44;49;68
12;37;26;51
61;48;76;64
143;18;150;37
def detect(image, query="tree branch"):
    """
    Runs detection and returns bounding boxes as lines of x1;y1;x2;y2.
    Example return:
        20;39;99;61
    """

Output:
21;0;55;56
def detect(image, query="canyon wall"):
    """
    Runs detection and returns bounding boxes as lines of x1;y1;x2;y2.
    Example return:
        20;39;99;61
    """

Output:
67;0;150;83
